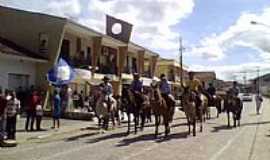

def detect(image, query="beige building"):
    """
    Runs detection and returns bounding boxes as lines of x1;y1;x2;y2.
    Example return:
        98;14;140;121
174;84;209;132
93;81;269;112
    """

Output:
192;71;216;88
0;5;159;96
156;58;189;83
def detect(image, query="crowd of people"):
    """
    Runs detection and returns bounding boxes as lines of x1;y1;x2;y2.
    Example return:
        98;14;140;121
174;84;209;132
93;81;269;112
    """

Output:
0;72;265;144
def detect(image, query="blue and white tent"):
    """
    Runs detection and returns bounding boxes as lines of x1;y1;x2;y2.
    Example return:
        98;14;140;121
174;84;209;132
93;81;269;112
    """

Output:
47;58;75;86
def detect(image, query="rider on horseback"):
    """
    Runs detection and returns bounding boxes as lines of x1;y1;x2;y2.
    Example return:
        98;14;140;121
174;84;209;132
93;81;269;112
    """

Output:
207;83;216;106
159;74;175;106
187;72;202;110
130;73;144;104
100;76;114;112
228;81;241;105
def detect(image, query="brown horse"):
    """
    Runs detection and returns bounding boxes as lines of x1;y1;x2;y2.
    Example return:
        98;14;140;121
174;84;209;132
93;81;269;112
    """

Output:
182;87;203;136
149;85;173;138
207;95;223;118
223;94;243;127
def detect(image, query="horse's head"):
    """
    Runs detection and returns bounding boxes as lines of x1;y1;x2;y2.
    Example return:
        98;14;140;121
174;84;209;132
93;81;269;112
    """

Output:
150;85;161;101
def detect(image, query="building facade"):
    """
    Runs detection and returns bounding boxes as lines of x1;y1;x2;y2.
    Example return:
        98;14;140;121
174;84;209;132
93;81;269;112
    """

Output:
0;6;159;97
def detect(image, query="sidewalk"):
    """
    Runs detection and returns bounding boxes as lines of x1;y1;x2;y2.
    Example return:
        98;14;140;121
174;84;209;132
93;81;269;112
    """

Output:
15;117;99;144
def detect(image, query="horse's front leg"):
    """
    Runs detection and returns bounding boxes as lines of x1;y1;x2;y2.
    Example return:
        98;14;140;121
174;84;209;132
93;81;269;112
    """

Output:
193;119;196;136
155;114;159;138
127;112;130;135
233;113;237;127
134;113;138;135
140;113;145;131
227;111;230;127
164;116;170;137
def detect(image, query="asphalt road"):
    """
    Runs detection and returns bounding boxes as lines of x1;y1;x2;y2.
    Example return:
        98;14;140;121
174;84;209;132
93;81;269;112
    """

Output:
1;97;270;160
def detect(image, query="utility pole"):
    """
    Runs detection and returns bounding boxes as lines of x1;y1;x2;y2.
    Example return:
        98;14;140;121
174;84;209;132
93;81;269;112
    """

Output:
257;67;260;94
179;37;184;87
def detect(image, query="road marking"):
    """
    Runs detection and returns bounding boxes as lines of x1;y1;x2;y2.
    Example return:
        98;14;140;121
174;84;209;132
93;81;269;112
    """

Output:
209;127;247;160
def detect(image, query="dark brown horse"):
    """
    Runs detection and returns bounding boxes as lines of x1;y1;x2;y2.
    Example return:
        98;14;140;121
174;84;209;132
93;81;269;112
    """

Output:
223;94;243;127
149;85;174;138
121;88;146;134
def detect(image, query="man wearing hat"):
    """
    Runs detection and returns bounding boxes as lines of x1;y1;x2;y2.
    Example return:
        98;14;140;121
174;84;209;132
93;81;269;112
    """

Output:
159;74;175;105
187;72;202;93
100;76;113;111
187;72;203;110
130;73;144;105
130;73;143;94
159;74;175;122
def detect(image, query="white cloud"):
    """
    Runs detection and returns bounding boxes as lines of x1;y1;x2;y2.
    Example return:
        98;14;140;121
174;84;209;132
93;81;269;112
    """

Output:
189;7;270;61
190;62;270;81
79;0;195;53
45;0;81;18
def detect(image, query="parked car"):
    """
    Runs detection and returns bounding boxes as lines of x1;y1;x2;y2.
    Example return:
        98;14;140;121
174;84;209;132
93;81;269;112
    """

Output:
241;93;253;101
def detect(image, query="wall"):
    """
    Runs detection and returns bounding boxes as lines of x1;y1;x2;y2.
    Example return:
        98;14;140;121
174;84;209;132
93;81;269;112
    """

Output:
0;6;66;87
63;31;93;60
0;55;36;91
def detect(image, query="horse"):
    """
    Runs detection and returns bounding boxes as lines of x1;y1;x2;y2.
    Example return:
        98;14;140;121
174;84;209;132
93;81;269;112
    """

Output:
207;95;223;119
199;93;209;121
94;89;118;130
121;87;146;134
223;94;243;127
181;87;203;136
149;85;174;138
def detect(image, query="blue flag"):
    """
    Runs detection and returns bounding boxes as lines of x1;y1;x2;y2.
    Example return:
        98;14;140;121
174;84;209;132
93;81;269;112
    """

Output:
47;58;75;86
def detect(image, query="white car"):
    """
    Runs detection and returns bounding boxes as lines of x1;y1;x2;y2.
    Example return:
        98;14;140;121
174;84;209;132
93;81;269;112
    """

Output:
241;93;253;101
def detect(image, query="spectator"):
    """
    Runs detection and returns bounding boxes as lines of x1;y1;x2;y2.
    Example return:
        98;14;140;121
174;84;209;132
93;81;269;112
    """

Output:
25;91;39;131
73;91;79;109
0;89;7;140
6;91;20;140
79;90;84;108
35;95;43;131
52;90;61;129
60;87;68;113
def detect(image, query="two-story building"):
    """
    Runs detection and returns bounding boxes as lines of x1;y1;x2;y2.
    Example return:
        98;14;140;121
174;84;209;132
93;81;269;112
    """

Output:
0;5;159;97
156;58;189;96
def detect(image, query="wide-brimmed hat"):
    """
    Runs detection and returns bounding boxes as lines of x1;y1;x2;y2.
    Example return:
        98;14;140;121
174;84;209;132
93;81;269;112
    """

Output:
103;76;110;81
160;74;166;79
133;73;140;77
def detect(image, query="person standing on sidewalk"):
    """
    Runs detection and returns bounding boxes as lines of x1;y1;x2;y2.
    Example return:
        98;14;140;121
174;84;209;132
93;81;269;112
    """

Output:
25;91;39;131
35;92;43;131
52;90;61;129
0;89;7;140
6;91;20;140
255;92;263;115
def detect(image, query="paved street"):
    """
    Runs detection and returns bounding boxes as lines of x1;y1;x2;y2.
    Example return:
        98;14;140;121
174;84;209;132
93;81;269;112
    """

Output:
1;97;270;160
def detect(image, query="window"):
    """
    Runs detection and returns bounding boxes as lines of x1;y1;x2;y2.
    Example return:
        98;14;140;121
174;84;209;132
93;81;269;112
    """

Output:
97;46;118;74
76;37;81;52
87;47;92;65
60;39;70;62
132;58;137;73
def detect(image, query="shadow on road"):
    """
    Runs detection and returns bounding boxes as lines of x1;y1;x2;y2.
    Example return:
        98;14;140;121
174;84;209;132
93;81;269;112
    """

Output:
116;131;189;147
17;129;48;133
242;121;270;126
212;125;234;132
85;131;128;144
65;132;100;142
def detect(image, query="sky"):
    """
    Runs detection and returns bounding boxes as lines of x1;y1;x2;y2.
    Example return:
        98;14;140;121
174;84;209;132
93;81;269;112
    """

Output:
1;0;270;81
